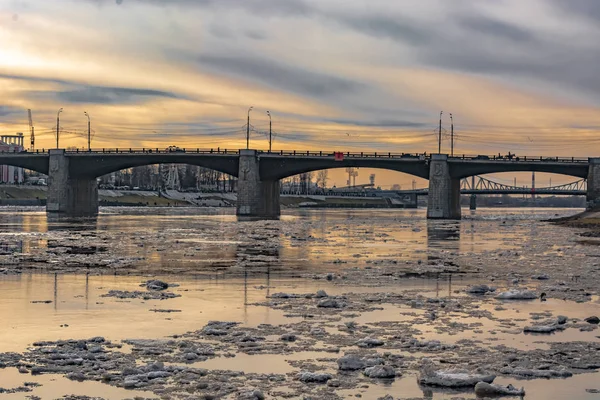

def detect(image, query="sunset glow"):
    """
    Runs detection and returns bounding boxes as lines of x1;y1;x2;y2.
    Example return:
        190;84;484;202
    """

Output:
2;0;600;186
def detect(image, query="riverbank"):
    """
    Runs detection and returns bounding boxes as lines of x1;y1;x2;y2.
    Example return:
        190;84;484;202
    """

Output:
550;208;600;229
0;186;414;209
0;185;193;207
0;185;582;211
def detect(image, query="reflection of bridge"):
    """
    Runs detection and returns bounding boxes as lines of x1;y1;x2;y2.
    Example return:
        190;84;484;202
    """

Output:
1;148;599;220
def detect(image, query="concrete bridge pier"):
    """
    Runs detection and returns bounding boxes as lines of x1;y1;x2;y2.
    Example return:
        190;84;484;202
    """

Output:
469;194;477;210
47;150;98;217
236;150;280;219
427;154;461;219
586;157;600;210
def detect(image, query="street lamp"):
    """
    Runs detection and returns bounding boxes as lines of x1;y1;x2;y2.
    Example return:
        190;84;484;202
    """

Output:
449;113;454;157
266;111;272;152
438;111;443;154
246;106;253;150
84;111;91;151
56;108;63;149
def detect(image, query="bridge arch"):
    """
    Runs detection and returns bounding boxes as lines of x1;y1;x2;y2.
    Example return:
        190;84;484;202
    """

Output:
259;155;429;181
449;160;588;180
66;154;239;179
0;154;49;175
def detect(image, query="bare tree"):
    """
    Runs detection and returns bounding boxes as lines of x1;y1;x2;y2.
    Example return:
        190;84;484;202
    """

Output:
299;172;314;194
316;170;329;188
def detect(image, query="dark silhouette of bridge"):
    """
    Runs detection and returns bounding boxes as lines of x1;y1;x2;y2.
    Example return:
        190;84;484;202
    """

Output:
1;148;598;219
312;176;586;196
379;176;587;196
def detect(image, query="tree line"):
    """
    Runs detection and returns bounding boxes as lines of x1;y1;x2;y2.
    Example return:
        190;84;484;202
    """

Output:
99;165;328;193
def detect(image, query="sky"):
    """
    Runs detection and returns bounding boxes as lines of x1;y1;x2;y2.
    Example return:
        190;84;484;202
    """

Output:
1;0;600;187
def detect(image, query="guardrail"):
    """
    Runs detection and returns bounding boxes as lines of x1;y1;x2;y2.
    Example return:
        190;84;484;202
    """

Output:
0;149;48;154
63;148;239;155
260;150;426;159
0;148;592;163
449;155;589;162
261;151;589;162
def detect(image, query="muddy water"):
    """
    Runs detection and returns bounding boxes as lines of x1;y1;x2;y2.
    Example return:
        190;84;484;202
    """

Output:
1;207;599;399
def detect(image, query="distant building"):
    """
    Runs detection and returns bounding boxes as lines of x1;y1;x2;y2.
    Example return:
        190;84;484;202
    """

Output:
0;133;25;184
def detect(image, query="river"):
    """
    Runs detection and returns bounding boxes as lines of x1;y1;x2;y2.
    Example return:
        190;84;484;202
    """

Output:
0;207;598;399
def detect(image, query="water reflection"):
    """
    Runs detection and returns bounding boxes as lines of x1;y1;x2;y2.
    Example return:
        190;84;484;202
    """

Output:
0;207;581;274
426;221;460;242
426;221;460;264
46;220;98;232
46;214;98;230
53;273;57;310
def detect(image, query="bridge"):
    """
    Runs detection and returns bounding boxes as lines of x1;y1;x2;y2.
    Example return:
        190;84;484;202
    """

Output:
1;148;599;220
312;176;587;196
459;176;586;195
299;176;586;209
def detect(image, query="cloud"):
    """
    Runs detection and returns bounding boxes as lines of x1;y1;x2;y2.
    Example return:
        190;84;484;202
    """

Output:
0;106;21;117
332;14;432;46
417;34;600;103
208;25;267;41
244;29;267;41
56;86;182;104
0;73;72;86
196;53;364;99
4;0;600;158
550;0;600;22
325;118;427;129
0;73;186;105
111;0;316;17
458;15;534;42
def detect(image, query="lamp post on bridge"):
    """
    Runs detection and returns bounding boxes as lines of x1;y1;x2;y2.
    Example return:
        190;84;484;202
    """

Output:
246;106;253;150
56;108;63;149
438;111;443;154
450;113;454;157
266;110;272;152
84;111;91;151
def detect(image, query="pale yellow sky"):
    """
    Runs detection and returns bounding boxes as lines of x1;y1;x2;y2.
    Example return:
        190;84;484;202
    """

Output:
1;0;600;187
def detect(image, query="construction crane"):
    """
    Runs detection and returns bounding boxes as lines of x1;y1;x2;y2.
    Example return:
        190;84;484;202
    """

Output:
27;109;34;151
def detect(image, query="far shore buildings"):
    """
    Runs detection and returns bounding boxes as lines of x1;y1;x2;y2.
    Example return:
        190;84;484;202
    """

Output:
0;133;25;184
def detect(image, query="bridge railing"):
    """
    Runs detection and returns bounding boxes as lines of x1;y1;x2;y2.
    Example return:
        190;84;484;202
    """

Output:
62;148;240;155
449;155;589;163
0;149;592;163
0;149;48;154
259;150;426;159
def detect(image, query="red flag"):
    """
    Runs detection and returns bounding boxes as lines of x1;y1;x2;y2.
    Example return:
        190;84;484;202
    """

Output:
334;152;344;161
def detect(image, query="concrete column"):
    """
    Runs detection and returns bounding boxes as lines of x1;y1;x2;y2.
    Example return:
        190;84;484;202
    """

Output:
427;154;461;219
469;194;477;210
47;150;98;217
236;150;280;219
587;158;600;210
